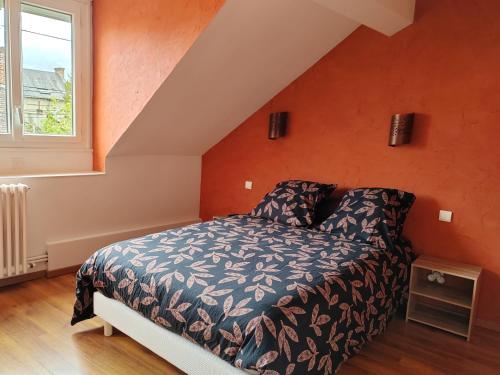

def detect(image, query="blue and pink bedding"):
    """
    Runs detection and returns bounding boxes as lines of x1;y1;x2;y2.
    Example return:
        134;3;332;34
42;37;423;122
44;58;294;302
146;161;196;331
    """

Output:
72;215;414;374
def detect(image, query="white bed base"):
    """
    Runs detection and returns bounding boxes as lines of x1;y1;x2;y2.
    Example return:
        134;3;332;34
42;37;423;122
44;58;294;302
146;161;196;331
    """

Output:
93;292;254;375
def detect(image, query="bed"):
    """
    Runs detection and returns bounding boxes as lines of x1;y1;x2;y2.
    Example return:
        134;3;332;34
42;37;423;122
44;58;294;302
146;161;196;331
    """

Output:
72;214;415;374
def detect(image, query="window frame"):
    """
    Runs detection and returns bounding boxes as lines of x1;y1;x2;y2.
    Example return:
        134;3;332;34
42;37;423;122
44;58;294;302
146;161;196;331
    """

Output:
0;0;91;150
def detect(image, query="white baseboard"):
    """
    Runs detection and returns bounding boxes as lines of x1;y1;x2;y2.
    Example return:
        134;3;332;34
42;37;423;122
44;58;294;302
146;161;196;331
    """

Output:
46;218;201;271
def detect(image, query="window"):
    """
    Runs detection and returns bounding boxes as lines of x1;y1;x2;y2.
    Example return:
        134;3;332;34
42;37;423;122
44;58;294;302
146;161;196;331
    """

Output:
22;4;73;136
0;0;90;149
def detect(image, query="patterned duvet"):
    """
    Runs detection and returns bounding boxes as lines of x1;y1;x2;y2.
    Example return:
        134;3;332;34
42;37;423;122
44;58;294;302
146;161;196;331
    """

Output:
72;215;414;374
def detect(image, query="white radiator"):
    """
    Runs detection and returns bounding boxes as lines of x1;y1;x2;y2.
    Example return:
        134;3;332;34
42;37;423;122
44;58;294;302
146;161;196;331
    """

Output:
0;184;29;279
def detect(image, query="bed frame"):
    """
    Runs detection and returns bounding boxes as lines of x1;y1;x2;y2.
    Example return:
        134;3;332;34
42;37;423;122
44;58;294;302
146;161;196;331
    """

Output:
93;292;254;375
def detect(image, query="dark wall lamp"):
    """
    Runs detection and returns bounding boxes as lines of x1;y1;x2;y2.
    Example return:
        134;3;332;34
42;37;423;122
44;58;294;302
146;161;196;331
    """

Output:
389;113;414;146
268;112;288;140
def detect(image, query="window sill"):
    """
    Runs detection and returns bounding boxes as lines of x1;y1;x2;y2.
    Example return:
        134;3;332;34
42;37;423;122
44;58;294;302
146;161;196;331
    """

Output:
0;171;105;179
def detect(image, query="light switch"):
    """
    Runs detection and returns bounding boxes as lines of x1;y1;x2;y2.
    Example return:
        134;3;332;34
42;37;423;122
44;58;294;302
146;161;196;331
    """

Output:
439;210;453;222
245;181;253;190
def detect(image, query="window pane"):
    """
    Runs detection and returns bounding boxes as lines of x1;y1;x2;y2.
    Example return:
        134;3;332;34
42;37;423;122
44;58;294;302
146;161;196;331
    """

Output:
0;1;8;135
21;4;73;136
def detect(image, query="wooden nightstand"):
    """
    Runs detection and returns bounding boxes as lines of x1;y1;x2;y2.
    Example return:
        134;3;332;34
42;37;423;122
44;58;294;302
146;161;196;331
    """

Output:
406;255;482;341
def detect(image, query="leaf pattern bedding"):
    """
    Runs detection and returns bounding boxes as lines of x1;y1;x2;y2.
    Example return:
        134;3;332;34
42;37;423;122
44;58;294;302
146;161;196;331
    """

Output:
72;215;414;374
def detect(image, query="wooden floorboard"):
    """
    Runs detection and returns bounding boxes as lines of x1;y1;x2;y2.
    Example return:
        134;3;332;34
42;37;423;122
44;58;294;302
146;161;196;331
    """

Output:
0;275;499;374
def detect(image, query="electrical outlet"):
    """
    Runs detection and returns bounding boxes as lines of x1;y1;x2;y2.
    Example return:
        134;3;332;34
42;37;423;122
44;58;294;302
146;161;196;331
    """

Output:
439;210;452;222
245;181;253;190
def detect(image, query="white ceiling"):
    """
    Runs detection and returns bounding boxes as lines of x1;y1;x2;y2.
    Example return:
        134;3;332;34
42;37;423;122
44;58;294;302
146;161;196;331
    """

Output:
110;0;414;157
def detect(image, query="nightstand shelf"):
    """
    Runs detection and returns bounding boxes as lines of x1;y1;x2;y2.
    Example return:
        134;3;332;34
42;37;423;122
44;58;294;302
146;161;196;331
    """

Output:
406;255;482;341
411;282;472;309
409;301;469;337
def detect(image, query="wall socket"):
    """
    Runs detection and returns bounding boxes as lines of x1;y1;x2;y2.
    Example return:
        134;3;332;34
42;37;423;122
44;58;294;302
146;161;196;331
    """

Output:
245;181;253;190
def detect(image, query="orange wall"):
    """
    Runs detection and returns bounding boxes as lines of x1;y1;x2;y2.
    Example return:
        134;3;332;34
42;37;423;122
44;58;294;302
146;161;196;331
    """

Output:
201;0;500;324
92;0;224;170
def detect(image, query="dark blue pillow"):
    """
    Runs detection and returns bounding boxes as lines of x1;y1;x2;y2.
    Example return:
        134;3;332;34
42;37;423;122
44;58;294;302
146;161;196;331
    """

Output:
251;180;336;227
318;188;415;249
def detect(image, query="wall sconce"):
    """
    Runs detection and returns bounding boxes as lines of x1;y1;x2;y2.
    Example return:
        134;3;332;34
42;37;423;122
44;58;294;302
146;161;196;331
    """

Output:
268;112;288;140
389;113;414;146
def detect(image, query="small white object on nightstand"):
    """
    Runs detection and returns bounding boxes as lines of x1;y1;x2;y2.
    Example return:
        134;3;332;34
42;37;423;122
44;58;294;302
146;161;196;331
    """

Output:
427;271;446;284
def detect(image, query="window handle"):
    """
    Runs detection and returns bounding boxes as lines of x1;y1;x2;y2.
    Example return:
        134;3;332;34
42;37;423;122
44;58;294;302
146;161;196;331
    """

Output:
15;106;23;125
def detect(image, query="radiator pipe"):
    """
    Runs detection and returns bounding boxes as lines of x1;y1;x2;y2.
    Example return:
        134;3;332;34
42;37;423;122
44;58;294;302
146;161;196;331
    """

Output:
27;255;48;269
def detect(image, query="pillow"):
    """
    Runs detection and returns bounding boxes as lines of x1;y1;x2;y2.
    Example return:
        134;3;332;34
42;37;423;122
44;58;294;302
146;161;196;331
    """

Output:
318;188;415;249
251;180;336;227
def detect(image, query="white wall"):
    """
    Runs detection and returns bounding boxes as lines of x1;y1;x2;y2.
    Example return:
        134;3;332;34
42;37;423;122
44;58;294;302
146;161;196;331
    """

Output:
0;155;201;263
0;148;93;176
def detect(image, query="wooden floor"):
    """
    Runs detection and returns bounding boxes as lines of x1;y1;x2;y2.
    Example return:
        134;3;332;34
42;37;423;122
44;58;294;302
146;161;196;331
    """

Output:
1;275;499;375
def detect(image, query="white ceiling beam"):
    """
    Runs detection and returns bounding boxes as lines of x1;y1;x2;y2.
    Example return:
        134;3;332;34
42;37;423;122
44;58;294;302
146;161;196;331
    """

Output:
312;0;415;36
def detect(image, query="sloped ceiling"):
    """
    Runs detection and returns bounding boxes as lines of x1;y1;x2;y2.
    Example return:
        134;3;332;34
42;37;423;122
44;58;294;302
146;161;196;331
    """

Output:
110;0;414;157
